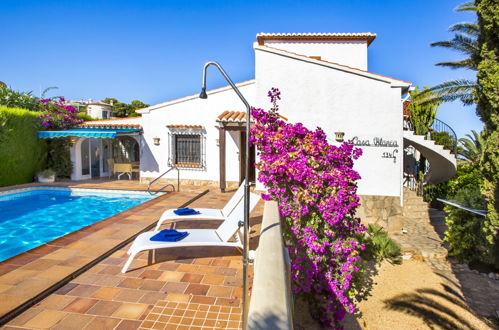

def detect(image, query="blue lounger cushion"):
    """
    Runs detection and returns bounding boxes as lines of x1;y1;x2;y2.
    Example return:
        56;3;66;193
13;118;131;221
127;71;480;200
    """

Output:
173;208;200;216
150;229;189;242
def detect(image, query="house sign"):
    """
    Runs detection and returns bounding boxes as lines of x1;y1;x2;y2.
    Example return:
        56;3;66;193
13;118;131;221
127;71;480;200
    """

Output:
350;136;399;148
350;136;399;163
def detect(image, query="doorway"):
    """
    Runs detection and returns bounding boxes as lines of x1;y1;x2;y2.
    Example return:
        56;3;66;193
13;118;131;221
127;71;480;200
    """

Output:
239;131;256;185
80;138;101;178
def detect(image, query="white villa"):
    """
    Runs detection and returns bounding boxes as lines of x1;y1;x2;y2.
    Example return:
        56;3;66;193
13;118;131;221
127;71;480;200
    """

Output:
65;99;114;119
38;32;457;228
86;100;114;119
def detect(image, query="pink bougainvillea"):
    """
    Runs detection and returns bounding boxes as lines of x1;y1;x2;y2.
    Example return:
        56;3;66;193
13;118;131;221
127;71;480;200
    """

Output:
250;88;364;328
37;97;82;129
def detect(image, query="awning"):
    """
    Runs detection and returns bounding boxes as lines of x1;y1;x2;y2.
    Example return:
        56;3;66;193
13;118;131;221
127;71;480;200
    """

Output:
37;128;140;139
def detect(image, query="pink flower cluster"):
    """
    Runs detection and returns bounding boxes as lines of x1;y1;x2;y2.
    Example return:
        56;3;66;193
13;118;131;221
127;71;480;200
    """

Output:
37;97;82;129
250;88;364;328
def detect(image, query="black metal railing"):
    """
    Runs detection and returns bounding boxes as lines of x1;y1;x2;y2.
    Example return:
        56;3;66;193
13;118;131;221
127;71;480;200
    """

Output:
429;118;458;154
403;117;458;154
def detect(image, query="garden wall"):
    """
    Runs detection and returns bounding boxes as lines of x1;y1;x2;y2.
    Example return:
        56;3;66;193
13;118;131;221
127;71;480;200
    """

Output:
0;106;46;186
357;195;404;232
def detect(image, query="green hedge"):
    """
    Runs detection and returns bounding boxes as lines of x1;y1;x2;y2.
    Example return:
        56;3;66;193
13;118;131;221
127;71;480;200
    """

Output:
0;106;46;186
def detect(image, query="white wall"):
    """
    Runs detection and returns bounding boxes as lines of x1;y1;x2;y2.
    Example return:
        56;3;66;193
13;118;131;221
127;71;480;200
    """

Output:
139;82;256;183
87;104;112;119
254;48;404;197
263;40;368;70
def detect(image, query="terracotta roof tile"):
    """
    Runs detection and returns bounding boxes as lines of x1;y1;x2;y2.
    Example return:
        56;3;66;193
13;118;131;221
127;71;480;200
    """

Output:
217;111;248;123
217;111;287;123
166;125;204;129
79;117;142;129
256;32;377;46
77;123;141;129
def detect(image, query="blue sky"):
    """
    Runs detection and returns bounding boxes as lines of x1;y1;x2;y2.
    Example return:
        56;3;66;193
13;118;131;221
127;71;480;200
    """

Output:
0;0;482;138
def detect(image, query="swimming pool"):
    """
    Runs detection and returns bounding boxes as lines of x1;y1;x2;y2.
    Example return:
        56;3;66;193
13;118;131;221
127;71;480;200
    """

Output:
0;187;157;261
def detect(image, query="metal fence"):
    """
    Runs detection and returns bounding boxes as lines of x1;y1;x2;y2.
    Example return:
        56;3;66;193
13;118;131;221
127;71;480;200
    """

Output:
403;117;458;154
430;118;458;154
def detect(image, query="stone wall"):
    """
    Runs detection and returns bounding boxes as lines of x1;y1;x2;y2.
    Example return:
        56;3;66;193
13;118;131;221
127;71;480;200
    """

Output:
357;195;404;233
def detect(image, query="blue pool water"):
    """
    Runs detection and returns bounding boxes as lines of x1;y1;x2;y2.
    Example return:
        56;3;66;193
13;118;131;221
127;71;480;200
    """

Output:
0;188;155;262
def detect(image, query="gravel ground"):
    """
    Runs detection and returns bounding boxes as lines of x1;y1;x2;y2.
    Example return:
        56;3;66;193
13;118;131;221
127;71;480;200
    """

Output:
294;259;495;330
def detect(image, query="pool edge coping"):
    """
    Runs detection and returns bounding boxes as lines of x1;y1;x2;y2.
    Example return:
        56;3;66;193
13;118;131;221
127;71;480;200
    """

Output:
0;187;163;264
0;188;210;325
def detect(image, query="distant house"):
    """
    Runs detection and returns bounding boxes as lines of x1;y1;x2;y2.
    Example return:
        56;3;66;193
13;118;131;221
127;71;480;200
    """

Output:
86;100;114;119
66;99;114;119
39;32;457;229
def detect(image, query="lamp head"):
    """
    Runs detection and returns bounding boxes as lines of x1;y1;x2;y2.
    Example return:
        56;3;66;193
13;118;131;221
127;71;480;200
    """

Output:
199;87;207;99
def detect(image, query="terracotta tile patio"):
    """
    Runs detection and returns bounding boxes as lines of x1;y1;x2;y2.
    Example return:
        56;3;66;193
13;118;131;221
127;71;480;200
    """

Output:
1;180;263;329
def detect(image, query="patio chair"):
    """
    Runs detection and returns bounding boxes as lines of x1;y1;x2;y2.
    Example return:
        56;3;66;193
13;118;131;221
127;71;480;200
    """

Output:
107;158;114;178
154;183;245;231
114;163;133;180
121;191;261;273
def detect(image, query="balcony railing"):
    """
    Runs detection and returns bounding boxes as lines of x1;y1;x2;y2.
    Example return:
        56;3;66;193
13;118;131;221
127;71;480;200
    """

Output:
429;118;458;154
403;117;458;154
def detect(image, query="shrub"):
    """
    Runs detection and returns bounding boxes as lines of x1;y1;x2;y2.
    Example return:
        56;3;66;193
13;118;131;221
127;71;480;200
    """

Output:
251;88;364;328
444;180;493;264
431;131;456;151
37;97;83;129
0;106;46;186
436;162;494;265
36;97;82;178
46;138;72;178
360;224;402;264
0;87;39;111
77;112;94;122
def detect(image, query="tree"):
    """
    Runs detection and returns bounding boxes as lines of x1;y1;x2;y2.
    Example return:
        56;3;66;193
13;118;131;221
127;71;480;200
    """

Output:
420;2;479;106
409;86;441;178
457;130;484;164
0;81;6;89
409;86;439;135
129;100;149;117
102;97;130;117
101;98;148;117
475;0;498;267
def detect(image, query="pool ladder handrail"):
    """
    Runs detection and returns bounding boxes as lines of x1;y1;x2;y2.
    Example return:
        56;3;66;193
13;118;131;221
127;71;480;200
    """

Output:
148;166;179;195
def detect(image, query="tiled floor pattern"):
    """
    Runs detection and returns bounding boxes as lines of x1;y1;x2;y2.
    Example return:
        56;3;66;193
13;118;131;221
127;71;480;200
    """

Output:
3;185;263;329
140;301;242;329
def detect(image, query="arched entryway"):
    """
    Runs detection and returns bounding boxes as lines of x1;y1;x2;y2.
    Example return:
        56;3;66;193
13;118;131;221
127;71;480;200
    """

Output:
113;136;140;163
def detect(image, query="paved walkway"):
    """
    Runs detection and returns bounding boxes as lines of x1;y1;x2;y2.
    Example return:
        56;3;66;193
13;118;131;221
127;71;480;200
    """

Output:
1;180;264;329
392;205;499;324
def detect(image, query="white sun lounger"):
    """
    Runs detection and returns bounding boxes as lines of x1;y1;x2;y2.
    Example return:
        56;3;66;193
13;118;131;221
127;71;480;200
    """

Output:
154;183;245;231
121;192;261;273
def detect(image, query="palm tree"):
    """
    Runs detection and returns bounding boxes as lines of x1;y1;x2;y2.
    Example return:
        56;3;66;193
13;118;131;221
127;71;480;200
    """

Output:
457;130;483;164
418;2;479;106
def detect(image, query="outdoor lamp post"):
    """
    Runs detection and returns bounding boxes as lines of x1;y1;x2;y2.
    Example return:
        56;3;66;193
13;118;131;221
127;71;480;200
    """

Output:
199;61;251;329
